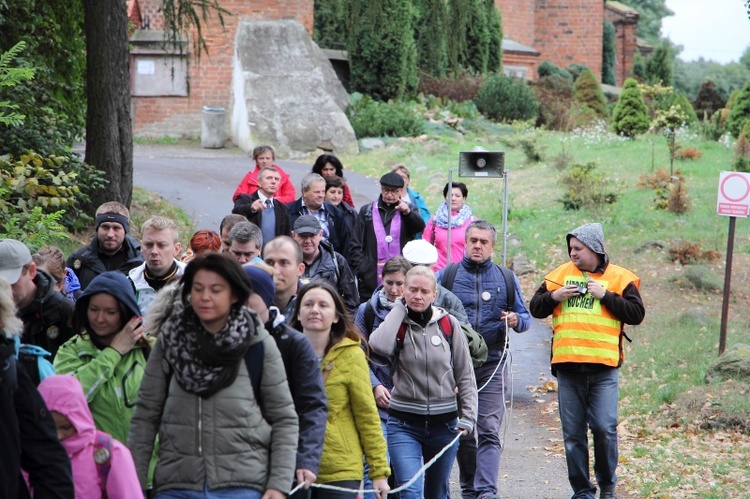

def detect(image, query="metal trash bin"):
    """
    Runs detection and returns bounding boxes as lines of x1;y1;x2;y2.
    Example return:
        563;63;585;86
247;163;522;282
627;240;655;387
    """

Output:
201;105;226;149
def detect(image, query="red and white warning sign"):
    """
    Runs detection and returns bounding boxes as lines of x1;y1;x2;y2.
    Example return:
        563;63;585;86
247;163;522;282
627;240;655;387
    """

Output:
717;171;750;217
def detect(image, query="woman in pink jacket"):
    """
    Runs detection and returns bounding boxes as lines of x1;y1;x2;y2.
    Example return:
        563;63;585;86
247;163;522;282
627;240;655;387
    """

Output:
423;182;477;271
37;375;142;499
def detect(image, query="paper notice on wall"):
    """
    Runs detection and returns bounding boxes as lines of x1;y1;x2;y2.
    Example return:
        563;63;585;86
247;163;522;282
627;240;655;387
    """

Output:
137;60;155;75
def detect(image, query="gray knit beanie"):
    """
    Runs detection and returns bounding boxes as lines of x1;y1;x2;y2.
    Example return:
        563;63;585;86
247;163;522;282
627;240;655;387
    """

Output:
566;223;605;256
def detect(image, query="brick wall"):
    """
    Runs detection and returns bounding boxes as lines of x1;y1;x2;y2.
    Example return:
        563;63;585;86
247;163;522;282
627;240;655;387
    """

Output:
131;0;314;138
605;3;639;86
503;52;540;80
533;0;603;81
494;0;535;47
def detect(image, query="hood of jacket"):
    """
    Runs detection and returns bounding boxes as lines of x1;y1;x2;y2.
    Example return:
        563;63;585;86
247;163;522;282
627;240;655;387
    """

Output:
37;374;96;457
18;268;57;318
78;271;141;319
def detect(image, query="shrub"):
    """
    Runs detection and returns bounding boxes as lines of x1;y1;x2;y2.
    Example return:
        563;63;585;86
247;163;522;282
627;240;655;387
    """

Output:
418;71;484;102
0;151;106;234
475;74;539;122
667;179;691;215
348;0;418;101
674;147;702;160
566;63;590;82
668;240;721;265
558;162;618;210
1;207;69;249
727;80;750;138
537;60;572;81
693;80;726;120
346;94;425;137
518;135;543;163
532;75;575;131
637;167;685;210
645;41;674;86
667;92;698;123
734;121;750;172
612;78;650;137
573;69;608;120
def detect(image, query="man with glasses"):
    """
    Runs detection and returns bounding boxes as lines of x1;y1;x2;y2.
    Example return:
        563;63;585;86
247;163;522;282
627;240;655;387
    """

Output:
350;172;426;303
291;215;359;315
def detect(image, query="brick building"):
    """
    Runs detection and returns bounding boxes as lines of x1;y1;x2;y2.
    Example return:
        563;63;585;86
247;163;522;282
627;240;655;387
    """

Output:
497;0;640;85
127;0;314;139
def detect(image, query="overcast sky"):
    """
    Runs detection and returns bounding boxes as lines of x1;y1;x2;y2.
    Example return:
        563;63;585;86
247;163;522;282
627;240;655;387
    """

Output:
662;0;750;63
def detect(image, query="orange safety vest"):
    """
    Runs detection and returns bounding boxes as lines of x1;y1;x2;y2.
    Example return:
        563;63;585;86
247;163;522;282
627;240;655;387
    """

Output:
545;262;640;368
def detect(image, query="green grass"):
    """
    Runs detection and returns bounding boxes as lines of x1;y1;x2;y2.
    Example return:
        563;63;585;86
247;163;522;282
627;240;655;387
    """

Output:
343;120;750;496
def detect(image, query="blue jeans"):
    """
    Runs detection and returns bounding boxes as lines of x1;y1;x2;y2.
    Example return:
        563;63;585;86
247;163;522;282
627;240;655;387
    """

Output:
557;367;619;499
363;420;389;499
387;416;460;499
155;482;262;498
457;358;509;498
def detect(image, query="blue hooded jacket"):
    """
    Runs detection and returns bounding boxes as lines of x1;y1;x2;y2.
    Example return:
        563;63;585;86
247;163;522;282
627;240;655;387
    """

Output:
78;271;141;321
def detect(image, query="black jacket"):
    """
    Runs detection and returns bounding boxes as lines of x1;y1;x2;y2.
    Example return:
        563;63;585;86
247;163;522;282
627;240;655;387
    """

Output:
232;192;292;239
302;240;360;315
266;310;328;473
66;235;143;291
286;198;351;260
350;197;426;301
0;336;74;498
18;269;75;358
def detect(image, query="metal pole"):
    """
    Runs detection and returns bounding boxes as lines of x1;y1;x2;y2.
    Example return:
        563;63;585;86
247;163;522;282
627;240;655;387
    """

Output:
446;169;453;266
719;216;736;356
502;167;509;266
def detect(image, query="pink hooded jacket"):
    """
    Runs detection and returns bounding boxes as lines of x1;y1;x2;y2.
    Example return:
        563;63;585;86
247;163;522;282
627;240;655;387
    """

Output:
37;375;142;498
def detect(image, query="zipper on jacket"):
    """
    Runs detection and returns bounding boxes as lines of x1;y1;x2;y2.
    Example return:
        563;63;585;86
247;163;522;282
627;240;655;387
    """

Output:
423;327;430;423
198;397;203;455
474;267;482;332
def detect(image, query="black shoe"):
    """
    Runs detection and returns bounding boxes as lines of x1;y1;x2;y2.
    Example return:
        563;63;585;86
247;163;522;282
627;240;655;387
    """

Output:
600;489;618;499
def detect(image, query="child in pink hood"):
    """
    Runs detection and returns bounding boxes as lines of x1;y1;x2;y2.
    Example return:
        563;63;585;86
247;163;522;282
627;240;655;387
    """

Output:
37;375;142;498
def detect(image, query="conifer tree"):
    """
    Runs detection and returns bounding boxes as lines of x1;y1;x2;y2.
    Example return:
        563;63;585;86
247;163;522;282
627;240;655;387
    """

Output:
645;42;673;86
613;78;650;137
727;80;750;138
573;68;608;119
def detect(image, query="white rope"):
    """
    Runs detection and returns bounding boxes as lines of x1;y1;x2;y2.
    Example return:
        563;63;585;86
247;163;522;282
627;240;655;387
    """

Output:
287;315;517;496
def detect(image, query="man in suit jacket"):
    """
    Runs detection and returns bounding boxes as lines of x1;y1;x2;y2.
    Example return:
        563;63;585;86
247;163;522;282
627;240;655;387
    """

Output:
233;166;292;249
287;173;350;260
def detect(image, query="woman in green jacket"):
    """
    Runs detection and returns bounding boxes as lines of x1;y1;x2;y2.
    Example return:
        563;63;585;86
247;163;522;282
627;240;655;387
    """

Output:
54;271;147;444
290;281;390;499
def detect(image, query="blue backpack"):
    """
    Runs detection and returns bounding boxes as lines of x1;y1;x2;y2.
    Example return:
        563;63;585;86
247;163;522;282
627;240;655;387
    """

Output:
15;339;56;386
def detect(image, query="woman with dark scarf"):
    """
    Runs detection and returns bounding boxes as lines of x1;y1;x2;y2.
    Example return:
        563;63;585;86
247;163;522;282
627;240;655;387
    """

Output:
423;182;477;271
54;271;148;444
369;266;477;499
128;253;298;498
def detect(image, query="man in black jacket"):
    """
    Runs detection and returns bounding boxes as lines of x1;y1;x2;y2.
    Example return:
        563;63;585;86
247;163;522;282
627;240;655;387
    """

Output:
292;215;359;315
66;201;143;291
287;173;350;260
242;264;327;499
0;239;75;360
0;278;74;499
232;166;292;249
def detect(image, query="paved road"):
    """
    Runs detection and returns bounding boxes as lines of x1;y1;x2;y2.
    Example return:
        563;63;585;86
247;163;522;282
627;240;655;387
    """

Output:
133;143;570;498
133;143;380;231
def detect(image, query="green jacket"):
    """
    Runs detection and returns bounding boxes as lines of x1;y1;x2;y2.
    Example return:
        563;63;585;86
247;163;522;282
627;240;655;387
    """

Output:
53;333;147;443
317;337;390;484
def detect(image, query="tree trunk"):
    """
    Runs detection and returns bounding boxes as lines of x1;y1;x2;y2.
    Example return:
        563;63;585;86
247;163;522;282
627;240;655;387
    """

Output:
83;0;133;210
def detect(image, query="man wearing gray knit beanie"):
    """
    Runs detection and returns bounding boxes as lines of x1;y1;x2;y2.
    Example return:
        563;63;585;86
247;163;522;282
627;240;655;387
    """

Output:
529;222;645;499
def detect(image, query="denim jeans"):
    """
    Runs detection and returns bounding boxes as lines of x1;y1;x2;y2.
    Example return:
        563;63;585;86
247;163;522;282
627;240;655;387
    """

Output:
387;416;460;499
363;420;389;499
557;367;619;499
457;358;509;498
155;482;262;498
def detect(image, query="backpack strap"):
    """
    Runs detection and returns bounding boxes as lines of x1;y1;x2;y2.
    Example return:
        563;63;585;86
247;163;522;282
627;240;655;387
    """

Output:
497;265;516;311
363;301;376;334
441;263;460;291
243;341;264;404
394;315;454;361
93;430;113;496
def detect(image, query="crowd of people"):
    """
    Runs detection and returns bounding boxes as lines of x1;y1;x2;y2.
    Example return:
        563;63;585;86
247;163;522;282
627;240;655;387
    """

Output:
0;144;644;499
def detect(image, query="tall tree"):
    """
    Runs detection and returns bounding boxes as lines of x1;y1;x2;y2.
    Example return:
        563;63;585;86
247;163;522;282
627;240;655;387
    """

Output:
413;0;447;76
602;20;616;85
646;41;674;86
83;0;132;209
617;0;673;44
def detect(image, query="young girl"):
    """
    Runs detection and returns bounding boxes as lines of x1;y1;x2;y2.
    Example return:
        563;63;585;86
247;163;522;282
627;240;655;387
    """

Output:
37;375;141;498
54;271;147;444
290;281;390;499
